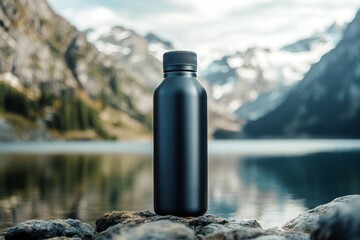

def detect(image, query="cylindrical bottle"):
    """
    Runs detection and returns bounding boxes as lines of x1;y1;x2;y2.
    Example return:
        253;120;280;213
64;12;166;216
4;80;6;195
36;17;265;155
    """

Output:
154;50;208;217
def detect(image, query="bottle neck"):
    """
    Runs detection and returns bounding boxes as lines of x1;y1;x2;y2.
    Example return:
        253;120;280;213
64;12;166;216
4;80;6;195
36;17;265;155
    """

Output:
163;71;197;78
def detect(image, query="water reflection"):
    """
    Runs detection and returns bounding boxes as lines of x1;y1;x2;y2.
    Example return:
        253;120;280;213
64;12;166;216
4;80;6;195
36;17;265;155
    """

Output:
0;151;360;230
0;154;153;230
208;156;307;228
241;151;360;209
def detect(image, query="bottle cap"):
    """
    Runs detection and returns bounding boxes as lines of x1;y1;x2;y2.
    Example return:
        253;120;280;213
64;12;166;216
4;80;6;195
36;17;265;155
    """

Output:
163;50;197;72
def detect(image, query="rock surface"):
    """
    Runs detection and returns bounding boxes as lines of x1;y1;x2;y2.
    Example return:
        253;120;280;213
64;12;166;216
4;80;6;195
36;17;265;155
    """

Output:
283;195;360;234
311;198;360;240
95;220;196;240
204;227;309;240
4;219;95;240
2;195;360;240
95;210;261;237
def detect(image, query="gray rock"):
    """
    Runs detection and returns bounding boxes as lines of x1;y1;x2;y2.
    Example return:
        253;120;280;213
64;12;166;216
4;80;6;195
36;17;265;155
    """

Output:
44;238;81;240
204;227;309;240
95;210;261;237
196;219;261;236
311;199;360;240
283;195;360;234
0;118;21;142
96;220;196;240
4;219;95;240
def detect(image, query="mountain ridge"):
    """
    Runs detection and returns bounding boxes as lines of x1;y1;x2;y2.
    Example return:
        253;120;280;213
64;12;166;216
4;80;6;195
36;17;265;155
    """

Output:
243;10;360;138
202;22;345;118
0;0;152;140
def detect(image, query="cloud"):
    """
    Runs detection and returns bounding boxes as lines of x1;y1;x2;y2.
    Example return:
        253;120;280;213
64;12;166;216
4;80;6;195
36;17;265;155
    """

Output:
60;7;129;30
48;0;360;51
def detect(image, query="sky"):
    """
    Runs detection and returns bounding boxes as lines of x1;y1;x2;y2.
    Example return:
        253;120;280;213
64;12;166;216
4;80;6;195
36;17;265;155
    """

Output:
48;0;360;55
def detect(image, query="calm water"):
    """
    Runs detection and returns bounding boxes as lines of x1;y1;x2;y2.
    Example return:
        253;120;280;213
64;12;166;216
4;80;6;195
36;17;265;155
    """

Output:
0;140;360;231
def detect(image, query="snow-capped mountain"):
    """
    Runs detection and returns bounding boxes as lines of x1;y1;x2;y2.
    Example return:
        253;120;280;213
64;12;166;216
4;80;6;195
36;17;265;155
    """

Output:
86;26;173;89
203;22;346;117
281;23;344;52
145;32;174;61
234;85;292;121
0;0;153;140
83;21;347;138
85;26;240;135
244;11;360;138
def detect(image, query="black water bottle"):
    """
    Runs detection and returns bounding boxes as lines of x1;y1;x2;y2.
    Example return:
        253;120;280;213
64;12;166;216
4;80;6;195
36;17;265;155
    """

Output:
154;50;207;217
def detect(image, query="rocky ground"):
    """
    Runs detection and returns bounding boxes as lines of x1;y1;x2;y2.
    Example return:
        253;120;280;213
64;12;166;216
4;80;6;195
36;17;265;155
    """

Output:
0;117;53;142
1;195;359;240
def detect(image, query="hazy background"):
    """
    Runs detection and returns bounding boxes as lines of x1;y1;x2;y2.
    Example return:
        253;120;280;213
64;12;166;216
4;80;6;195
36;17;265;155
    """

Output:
48;0;359;49
1;0;360;140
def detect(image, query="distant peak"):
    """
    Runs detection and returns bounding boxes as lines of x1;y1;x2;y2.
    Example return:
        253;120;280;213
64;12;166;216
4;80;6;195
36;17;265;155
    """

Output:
145;32;173;49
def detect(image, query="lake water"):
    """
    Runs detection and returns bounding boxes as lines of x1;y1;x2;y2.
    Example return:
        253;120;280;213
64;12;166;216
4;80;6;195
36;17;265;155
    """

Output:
0;140;360;231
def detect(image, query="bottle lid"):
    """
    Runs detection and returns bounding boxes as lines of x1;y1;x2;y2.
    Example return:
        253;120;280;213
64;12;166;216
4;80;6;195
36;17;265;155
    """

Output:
163;50;197;72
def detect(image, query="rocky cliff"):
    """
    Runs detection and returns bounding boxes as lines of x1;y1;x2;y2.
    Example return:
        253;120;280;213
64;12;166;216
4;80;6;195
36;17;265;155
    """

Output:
202;23;344;117
244;10;360;138
0;0;152;140
86;26;167;90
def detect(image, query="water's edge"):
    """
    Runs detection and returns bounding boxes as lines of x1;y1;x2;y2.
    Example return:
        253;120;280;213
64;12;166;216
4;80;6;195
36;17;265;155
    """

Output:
0;139;359;156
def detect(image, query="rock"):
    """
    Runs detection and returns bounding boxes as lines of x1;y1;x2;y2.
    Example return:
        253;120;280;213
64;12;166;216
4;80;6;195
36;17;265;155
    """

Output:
4;219;95;240
311;199;360;240
95;210;261;237
204;227;310;240
283;195;360;234
43;238;81;240
95;220;196;240
95;210;156;232
0;118;21;142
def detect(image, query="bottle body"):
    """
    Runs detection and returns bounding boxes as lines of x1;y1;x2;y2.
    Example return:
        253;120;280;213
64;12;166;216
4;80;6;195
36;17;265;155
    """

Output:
154;71;208;217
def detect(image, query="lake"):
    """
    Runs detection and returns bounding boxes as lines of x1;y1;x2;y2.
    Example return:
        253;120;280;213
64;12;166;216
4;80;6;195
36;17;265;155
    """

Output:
0;140;360;231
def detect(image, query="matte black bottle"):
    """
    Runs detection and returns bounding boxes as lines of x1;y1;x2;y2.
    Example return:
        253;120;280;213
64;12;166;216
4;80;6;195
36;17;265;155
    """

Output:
154;51;207;217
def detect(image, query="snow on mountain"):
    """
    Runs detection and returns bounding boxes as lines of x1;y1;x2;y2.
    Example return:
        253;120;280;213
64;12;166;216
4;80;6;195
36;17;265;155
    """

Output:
235;85;292;121
83;21;347;137
145;32;174;61
84;26;239;135
202;22;346;118
85;26;174;89
281;23;344;52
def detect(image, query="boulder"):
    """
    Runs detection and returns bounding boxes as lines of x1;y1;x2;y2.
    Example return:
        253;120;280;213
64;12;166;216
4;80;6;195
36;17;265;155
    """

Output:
95;220;196;240
204;227;309;240
283;195;360;234
311;198;360;240
4;219;95;240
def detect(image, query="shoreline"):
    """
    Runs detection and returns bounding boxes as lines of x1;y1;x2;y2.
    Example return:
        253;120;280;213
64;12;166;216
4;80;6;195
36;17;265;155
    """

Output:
2;195;360;240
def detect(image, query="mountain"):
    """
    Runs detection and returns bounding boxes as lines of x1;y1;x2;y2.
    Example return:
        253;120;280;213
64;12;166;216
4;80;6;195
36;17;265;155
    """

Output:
86;27;173;89
234;85;292;121
202;23;345;117
0;0;152;140
145;32;174;61
244;10;360;138
281;23;344;52
86;26;240;135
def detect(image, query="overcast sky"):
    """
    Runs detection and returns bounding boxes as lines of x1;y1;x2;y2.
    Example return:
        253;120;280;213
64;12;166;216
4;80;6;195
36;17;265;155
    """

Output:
48;0;360;53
